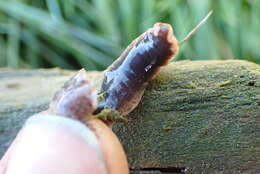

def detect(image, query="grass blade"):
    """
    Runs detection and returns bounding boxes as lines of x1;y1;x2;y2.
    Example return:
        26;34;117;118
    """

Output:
7;19;20;68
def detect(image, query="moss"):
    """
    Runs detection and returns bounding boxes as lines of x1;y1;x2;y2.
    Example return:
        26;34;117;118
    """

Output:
113;60;260;173
217;80;232;87
91;108;126;122
250;68;260;75
186;81;198;89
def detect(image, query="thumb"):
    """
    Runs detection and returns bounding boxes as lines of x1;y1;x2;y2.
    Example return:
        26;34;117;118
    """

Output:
0;114;107;174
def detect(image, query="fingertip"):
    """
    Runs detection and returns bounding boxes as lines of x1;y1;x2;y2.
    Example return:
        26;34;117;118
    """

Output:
4;114;107;174
87;119;129;174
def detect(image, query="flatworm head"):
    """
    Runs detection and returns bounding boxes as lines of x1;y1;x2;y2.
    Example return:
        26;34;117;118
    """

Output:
98;23;179;115
49;69;97;120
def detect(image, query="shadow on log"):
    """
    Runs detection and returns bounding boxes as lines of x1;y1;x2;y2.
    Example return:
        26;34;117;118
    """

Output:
0;60;259;174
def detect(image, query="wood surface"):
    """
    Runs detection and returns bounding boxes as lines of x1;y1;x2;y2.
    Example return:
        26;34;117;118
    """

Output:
0;60;259;174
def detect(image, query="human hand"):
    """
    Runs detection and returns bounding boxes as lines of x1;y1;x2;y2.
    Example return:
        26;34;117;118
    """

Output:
0;114;128;174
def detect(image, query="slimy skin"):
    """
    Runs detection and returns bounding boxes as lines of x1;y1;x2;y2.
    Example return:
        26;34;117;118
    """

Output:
97;23;179;115
49;23;179;120
49;69;97;120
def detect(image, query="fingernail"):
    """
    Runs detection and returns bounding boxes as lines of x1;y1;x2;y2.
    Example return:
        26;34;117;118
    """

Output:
25;114;102;155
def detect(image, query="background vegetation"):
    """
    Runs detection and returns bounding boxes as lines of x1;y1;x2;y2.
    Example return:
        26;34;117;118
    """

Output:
0;0;259;70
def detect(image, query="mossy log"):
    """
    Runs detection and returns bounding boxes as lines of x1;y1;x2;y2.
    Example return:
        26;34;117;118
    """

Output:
0;60;259;174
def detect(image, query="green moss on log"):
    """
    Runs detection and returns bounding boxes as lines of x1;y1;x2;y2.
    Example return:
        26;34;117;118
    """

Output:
113;60;260;174
0;60;259;174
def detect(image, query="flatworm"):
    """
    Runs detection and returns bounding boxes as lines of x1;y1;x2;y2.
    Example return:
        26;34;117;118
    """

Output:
96;23;179;115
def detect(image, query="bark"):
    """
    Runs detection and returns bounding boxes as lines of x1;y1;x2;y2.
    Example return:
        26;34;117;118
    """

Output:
0;60;259;174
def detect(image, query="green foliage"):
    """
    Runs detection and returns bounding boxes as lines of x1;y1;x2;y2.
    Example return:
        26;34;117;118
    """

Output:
0;0;259;70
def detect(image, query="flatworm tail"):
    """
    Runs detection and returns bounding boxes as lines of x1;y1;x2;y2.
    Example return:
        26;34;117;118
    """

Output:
97;23;179;115
49;69;97;120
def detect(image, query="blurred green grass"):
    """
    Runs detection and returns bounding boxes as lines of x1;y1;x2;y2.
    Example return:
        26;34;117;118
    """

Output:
0;0;259;70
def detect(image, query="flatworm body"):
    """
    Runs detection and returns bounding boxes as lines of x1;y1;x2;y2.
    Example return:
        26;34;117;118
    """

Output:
97;23;179;115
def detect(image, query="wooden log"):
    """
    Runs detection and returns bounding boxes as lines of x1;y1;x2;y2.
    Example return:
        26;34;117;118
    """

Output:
0;60;259;174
